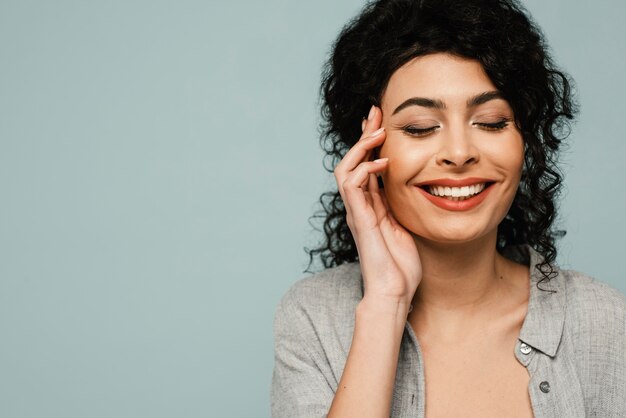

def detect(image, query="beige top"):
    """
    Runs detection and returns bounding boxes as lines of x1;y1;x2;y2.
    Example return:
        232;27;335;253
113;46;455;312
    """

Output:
271;245;626;417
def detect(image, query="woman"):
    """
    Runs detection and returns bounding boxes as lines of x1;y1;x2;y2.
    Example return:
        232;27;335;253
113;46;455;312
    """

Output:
271;0;626;416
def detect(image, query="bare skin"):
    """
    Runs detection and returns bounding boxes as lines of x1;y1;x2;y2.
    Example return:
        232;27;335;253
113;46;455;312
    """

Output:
328;53;534;417
410;250;533;418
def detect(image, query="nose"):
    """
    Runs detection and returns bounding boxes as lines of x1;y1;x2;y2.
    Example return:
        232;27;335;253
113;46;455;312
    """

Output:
435;127;479;167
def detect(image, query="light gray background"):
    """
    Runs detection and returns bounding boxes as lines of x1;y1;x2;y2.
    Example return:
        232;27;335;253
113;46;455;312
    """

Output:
1;1;624;417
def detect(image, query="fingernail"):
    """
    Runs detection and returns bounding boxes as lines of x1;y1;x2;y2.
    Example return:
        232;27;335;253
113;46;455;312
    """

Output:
361;118;366;132
373;157;388;163
370;127;385;137
367;105;375;121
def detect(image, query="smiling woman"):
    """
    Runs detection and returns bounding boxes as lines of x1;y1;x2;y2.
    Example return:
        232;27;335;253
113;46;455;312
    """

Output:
271;0;626;417
379;54;524;240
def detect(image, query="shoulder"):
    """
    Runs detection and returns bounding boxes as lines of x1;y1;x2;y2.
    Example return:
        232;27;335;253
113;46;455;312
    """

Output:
272;262;363;356
557;269;626;408
276;262;363;315
561;269;626;319
560;269;625;340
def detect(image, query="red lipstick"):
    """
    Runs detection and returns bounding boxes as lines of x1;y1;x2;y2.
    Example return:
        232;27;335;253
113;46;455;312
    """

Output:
414;178;495;211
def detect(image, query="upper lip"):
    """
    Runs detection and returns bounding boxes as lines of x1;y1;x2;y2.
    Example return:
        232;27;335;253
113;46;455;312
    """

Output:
415;177;495;187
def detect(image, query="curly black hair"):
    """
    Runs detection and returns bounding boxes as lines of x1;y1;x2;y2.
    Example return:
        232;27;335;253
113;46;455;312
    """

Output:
305;0;577;289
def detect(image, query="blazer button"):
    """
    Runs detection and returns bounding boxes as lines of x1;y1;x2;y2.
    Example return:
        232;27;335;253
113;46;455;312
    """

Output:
539;381;550;393
520;342;532;354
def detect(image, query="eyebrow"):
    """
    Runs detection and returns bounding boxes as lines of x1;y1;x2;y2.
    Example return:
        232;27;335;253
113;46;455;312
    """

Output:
467;91;506;108
391;90;506;115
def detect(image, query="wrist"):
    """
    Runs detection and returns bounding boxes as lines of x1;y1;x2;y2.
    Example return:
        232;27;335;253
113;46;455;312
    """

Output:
357;296;412;319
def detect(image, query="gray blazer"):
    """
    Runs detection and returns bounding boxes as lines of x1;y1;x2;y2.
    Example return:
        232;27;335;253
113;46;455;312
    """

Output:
271;245;626;417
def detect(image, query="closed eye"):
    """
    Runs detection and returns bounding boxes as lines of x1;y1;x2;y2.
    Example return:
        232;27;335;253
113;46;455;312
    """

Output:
402;125;440;137
473;119;510;131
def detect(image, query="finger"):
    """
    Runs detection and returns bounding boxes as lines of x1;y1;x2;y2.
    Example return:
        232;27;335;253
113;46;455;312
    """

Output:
362;105;383;137
368;172;387;224
342;159;389;228
379;190;402;229
334;127;385;195
335;105;383;181
363;149;372;165
343;158;388;196
335;105;384;198
363;189;374;210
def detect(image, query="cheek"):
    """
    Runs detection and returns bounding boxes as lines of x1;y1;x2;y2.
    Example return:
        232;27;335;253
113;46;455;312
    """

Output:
377;133;400;161
379;139;433;220
379;136;432;186
482;135;525;175
506;141;525;176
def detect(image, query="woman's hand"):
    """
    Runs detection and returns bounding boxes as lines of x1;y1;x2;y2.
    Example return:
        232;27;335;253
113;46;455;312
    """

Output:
334;106;422;310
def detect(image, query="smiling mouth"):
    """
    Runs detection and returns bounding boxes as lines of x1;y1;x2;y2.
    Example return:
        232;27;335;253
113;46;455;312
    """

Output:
418;182;495;201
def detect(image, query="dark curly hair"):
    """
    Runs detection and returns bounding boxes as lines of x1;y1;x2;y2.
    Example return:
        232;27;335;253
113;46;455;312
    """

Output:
305;0;577;289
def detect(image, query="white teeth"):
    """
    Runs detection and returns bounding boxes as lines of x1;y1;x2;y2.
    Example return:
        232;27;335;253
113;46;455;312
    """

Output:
427;183;487;199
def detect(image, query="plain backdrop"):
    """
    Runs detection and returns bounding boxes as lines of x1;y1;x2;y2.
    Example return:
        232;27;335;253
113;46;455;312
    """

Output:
1;0;625;417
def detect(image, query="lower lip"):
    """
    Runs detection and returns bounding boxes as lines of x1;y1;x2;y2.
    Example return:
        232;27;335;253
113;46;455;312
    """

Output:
415;184;494;211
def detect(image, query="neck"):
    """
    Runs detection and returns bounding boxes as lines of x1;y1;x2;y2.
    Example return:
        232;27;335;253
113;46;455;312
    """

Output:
411;231;511;315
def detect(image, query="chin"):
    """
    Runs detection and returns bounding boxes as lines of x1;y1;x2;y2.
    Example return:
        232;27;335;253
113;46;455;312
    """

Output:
407;221;498;246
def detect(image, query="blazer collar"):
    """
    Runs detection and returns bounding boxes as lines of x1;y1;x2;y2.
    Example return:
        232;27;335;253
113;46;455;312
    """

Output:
514;244;566;358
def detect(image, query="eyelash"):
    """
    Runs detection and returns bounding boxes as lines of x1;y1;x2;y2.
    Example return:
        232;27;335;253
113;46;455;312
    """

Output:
477;119;510;131
402;119;511;137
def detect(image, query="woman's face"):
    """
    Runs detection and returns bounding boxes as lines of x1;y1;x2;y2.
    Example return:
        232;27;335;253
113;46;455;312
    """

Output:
378;52;524;244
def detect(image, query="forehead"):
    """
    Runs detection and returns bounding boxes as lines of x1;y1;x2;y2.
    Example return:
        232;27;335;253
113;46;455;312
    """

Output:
382;53;499;108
